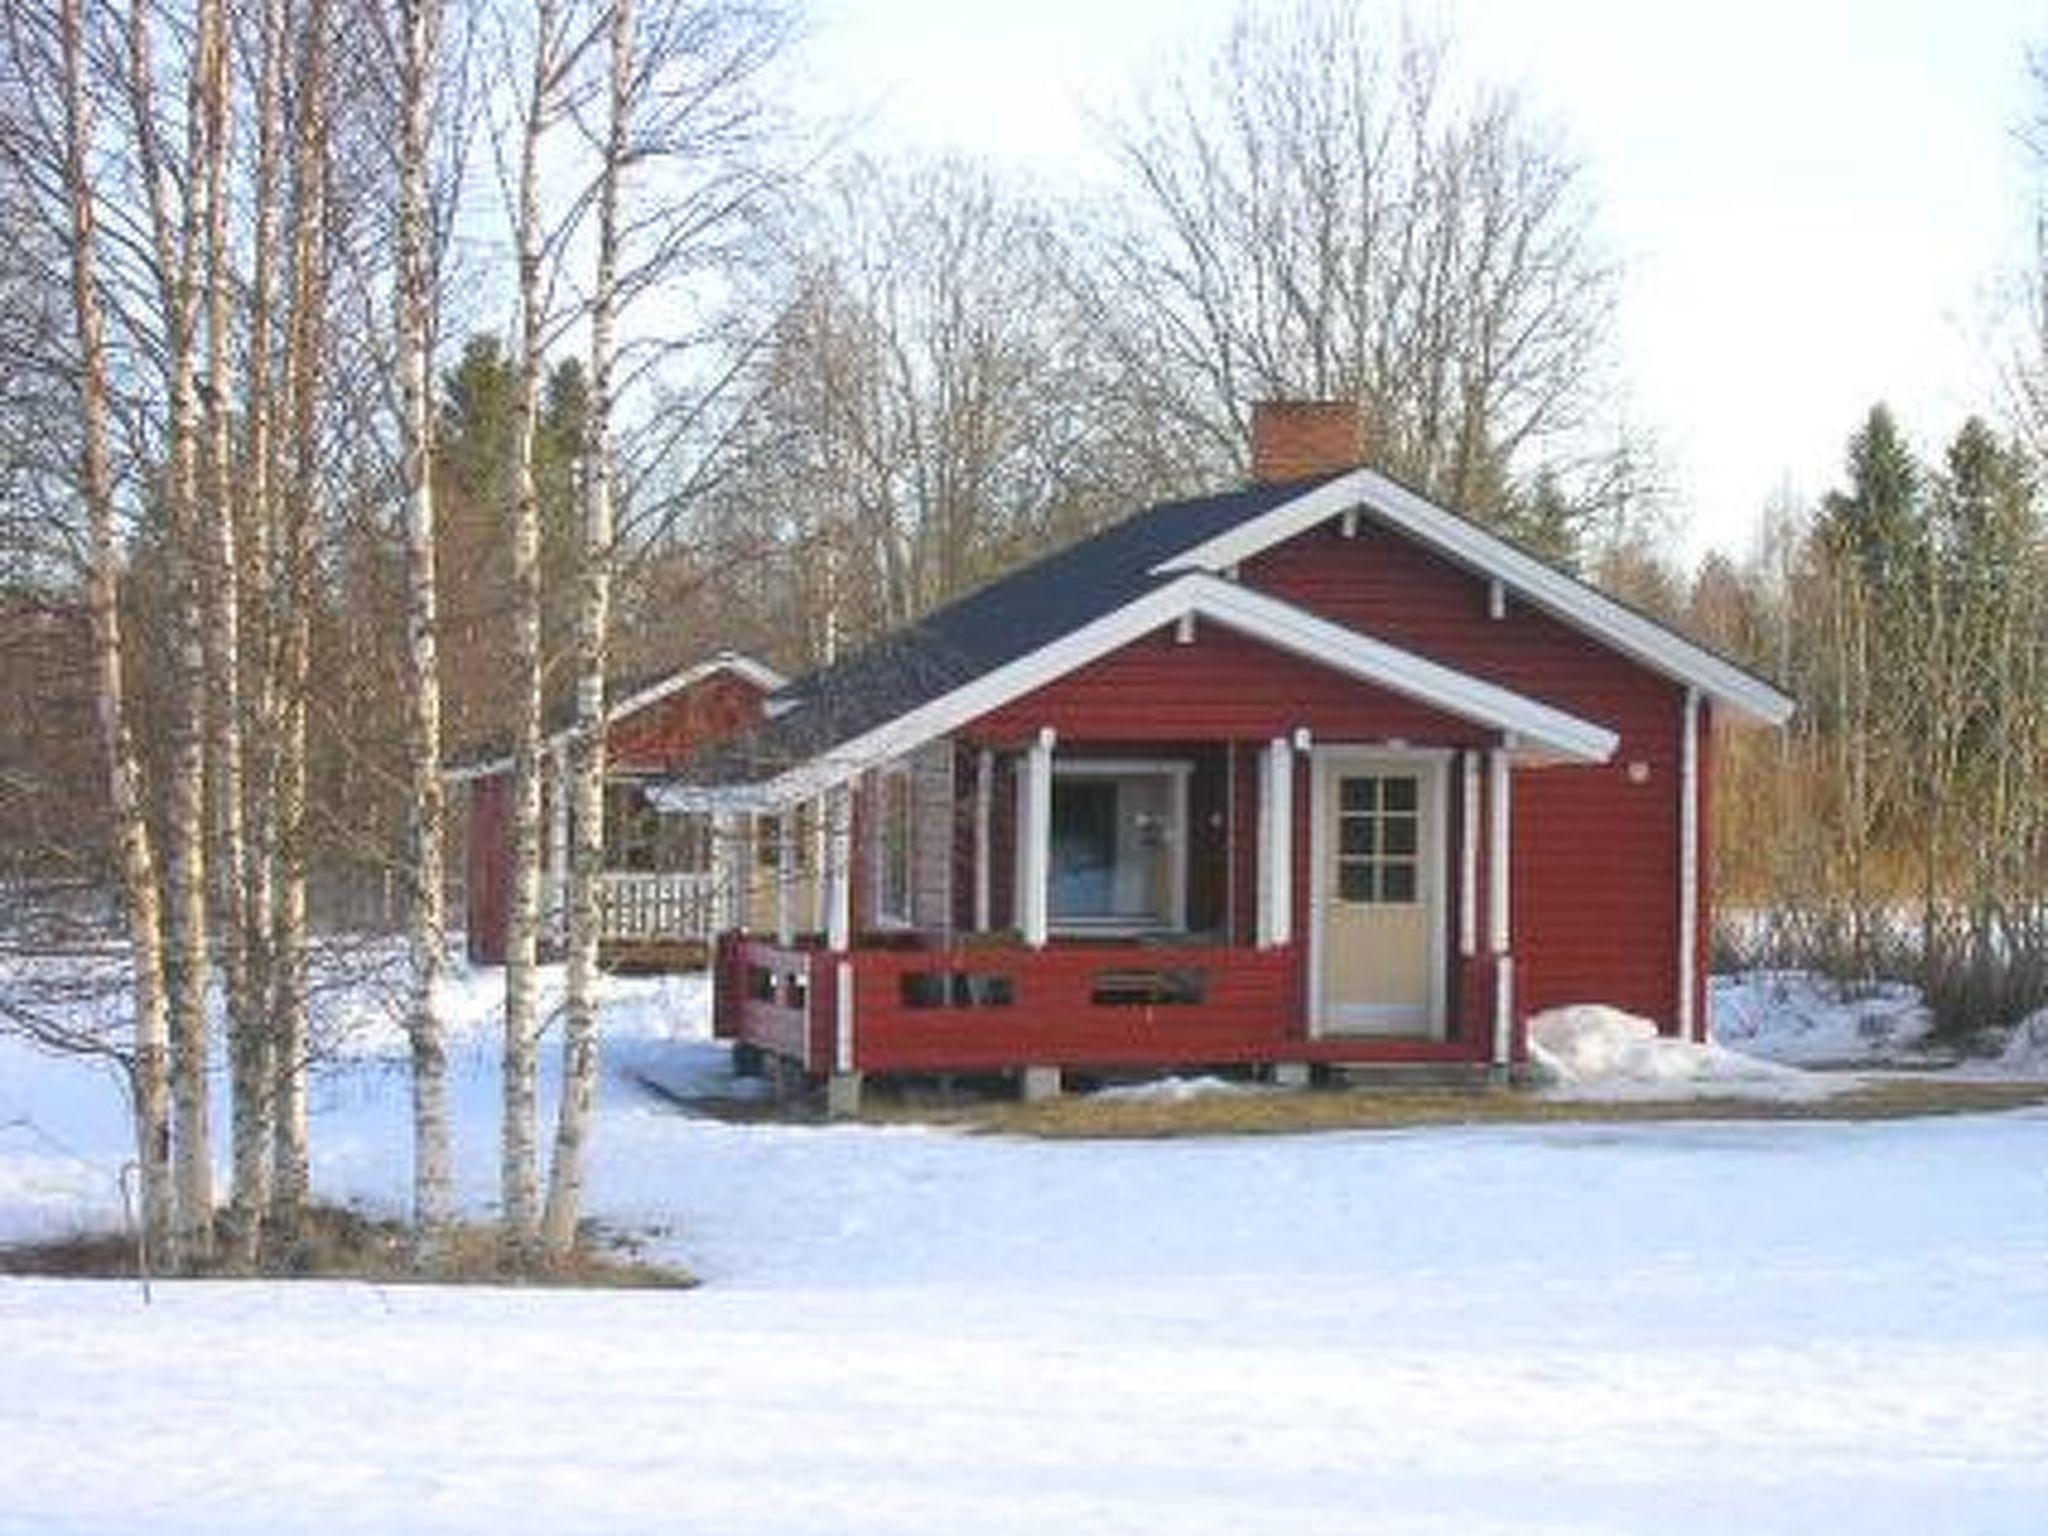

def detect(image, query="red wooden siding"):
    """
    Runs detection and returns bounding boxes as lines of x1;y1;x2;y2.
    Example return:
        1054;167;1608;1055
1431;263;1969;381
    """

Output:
1245;521;1692;1030
607;672;769;770
970;620;1494;747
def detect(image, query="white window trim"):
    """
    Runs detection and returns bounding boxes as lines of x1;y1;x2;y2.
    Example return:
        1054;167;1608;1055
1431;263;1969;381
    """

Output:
1047;758;1193;938
869;762;916;930
1306;746;1453;1040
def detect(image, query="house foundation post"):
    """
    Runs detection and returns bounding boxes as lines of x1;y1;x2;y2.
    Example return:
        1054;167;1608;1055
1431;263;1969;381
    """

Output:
826;1071;864;1119
1020;1064;1063;1103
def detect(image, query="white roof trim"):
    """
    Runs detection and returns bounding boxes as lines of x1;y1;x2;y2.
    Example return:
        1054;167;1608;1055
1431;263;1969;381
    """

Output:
655;573;1614;812
1153;468;1795;727
443;650;785;783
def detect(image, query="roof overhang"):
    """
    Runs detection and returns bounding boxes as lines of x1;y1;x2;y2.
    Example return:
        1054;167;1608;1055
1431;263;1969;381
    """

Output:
1152;468;1796;728
442;650;787;784
648;573;1616;814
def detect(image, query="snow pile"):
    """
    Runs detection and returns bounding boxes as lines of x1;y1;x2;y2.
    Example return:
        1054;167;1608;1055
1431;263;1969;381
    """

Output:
1711;972;1934;1066
1088;1074;1260;1104
1530;1004;1837;1100
1993;1009;2048;1078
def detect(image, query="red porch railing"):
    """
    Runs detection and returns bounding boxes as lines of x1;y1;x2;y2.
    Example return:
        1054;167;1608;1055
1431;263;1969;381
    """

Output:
720;935;1303;1074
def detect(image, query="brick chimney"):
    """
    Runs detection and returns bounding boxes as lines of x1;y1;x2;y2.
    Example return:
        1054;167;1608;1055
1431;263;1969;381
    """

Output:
1249;399;1362;484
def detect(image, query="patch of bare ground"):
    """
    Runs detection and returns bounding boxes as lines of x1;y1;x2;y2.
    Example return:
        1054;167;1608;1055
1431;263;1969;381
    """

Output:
861;1076;2048;1139
0;1204;694;1287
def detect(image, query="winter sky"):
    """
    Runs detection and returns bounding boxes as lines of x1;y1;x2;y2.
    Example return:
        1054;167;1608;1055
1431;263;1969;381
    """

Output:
800;0;2043;564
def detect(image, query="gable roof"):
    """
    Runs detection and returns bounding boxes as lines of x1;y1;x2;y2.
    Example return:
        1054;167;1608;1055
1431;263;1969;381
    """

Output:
670;467;1791;805
1155;468;1795;728
444;649;785;782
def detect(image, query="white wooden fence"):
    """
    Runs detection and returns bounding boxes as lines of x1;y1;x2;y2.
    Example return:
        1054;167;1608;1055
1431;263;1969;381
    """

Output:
596;871;718;943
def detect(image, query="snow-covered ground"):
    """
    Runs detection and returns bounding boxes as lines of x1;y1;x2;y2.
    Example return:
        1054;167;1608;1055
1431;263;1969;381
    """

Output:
2;959;2045;1534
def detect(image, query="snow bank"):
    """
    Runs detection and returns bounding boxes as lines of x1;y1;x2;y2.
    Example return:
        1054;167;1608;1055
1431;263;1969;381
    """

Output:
1711;972;1934;1066
1088;1074;1261;1104
1530;1004;1839;1100
1993;1009;2048;1078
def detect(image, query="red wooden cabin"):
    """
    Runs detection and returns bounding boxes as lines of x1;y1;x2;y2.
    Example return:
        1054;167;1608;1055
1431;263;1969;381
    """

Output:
678;404;1791;1105
451;652;784;964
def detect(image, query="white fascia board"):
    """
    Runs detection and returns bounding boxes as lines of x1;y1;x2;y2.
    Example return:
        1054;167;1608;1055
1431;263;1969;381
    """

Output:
737;572;1612;809
1155;468;1795;728
1190;577;1616;764
748;578;1218;807
442;757;509;784
449;653;787;788
644;780;774;815
605;650;787;725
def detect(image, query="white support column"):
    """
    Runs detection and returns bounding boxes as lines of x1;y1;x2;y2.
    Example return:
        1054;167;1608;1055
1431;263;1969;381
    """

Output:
775;809;797;946
1257;736;1294;949
1019;728;1055;948
825;783;853;954
710;810;739;936
835;958;855;1073
1459;751;1480;958
973;748;994;933
810;793;830;935
1488;747;1514;1070
1679;687;1701;1043
546;742;570;937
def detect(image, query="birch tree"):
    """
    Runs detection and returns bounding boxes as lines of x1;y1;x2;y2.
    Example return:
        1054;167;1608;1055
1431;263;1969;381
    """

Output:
394;0;452;1240
49;0;175;1256
539;0;796;1255
497;0;578;1255
1090;0;1631;555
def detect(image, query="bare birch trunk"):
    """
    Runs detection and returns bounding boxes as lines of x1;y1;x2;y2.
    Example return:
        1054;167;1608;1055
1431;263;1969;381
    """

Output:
270;0;332;1241
194;0;248;1264
542;0;634;1257
58;0;174;1260
229;0;288;1260
397;0;452;1242
501;0;559;1255
128;0;215;1258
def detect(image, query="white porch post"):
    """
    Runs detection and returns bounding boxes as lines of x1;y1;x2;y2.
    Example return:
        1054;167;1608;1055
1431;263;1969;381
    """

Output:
825;782;853;954
1257;736;1293;949
972;747;994;933
1679;687;1701;1043
1488;745;1514;1071
810;793;830;935
1019;728;1055;948
774;808;797;946
545;741;570;937
710;810;739;936
825;782;858;1111
1459;750;1481;958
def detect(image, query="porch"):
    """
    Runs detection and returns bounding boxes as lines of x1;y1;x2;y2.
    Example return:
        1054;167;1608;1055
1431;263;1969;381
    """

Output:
700;725;1534;1092
713;930;1510;1079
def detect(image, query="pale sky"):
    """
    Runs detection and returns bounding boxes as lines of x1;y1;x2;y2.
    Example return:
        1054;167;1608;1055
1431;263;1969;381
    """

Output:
798;0;2043;563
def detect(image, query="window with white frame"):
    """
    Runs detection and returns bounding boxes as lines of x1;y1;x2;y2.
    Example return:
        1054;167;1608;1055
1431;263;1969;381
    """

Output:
1048;761;1189;932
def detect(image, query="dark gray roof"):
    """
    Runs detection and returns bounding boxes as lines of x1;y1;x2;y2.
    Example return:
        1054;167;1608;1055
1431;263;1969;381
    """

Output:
700;473;1341;783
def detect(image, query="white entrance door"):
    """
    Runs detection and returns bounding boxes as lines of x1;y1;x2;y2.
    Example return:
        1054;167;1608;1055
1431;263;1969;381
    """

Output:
1314;754;1445;1036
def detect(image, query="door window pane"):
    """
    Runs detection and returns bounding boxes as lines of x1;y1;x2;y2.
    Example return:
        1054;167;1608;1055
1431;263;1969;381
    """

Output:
1334;772;1423;907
